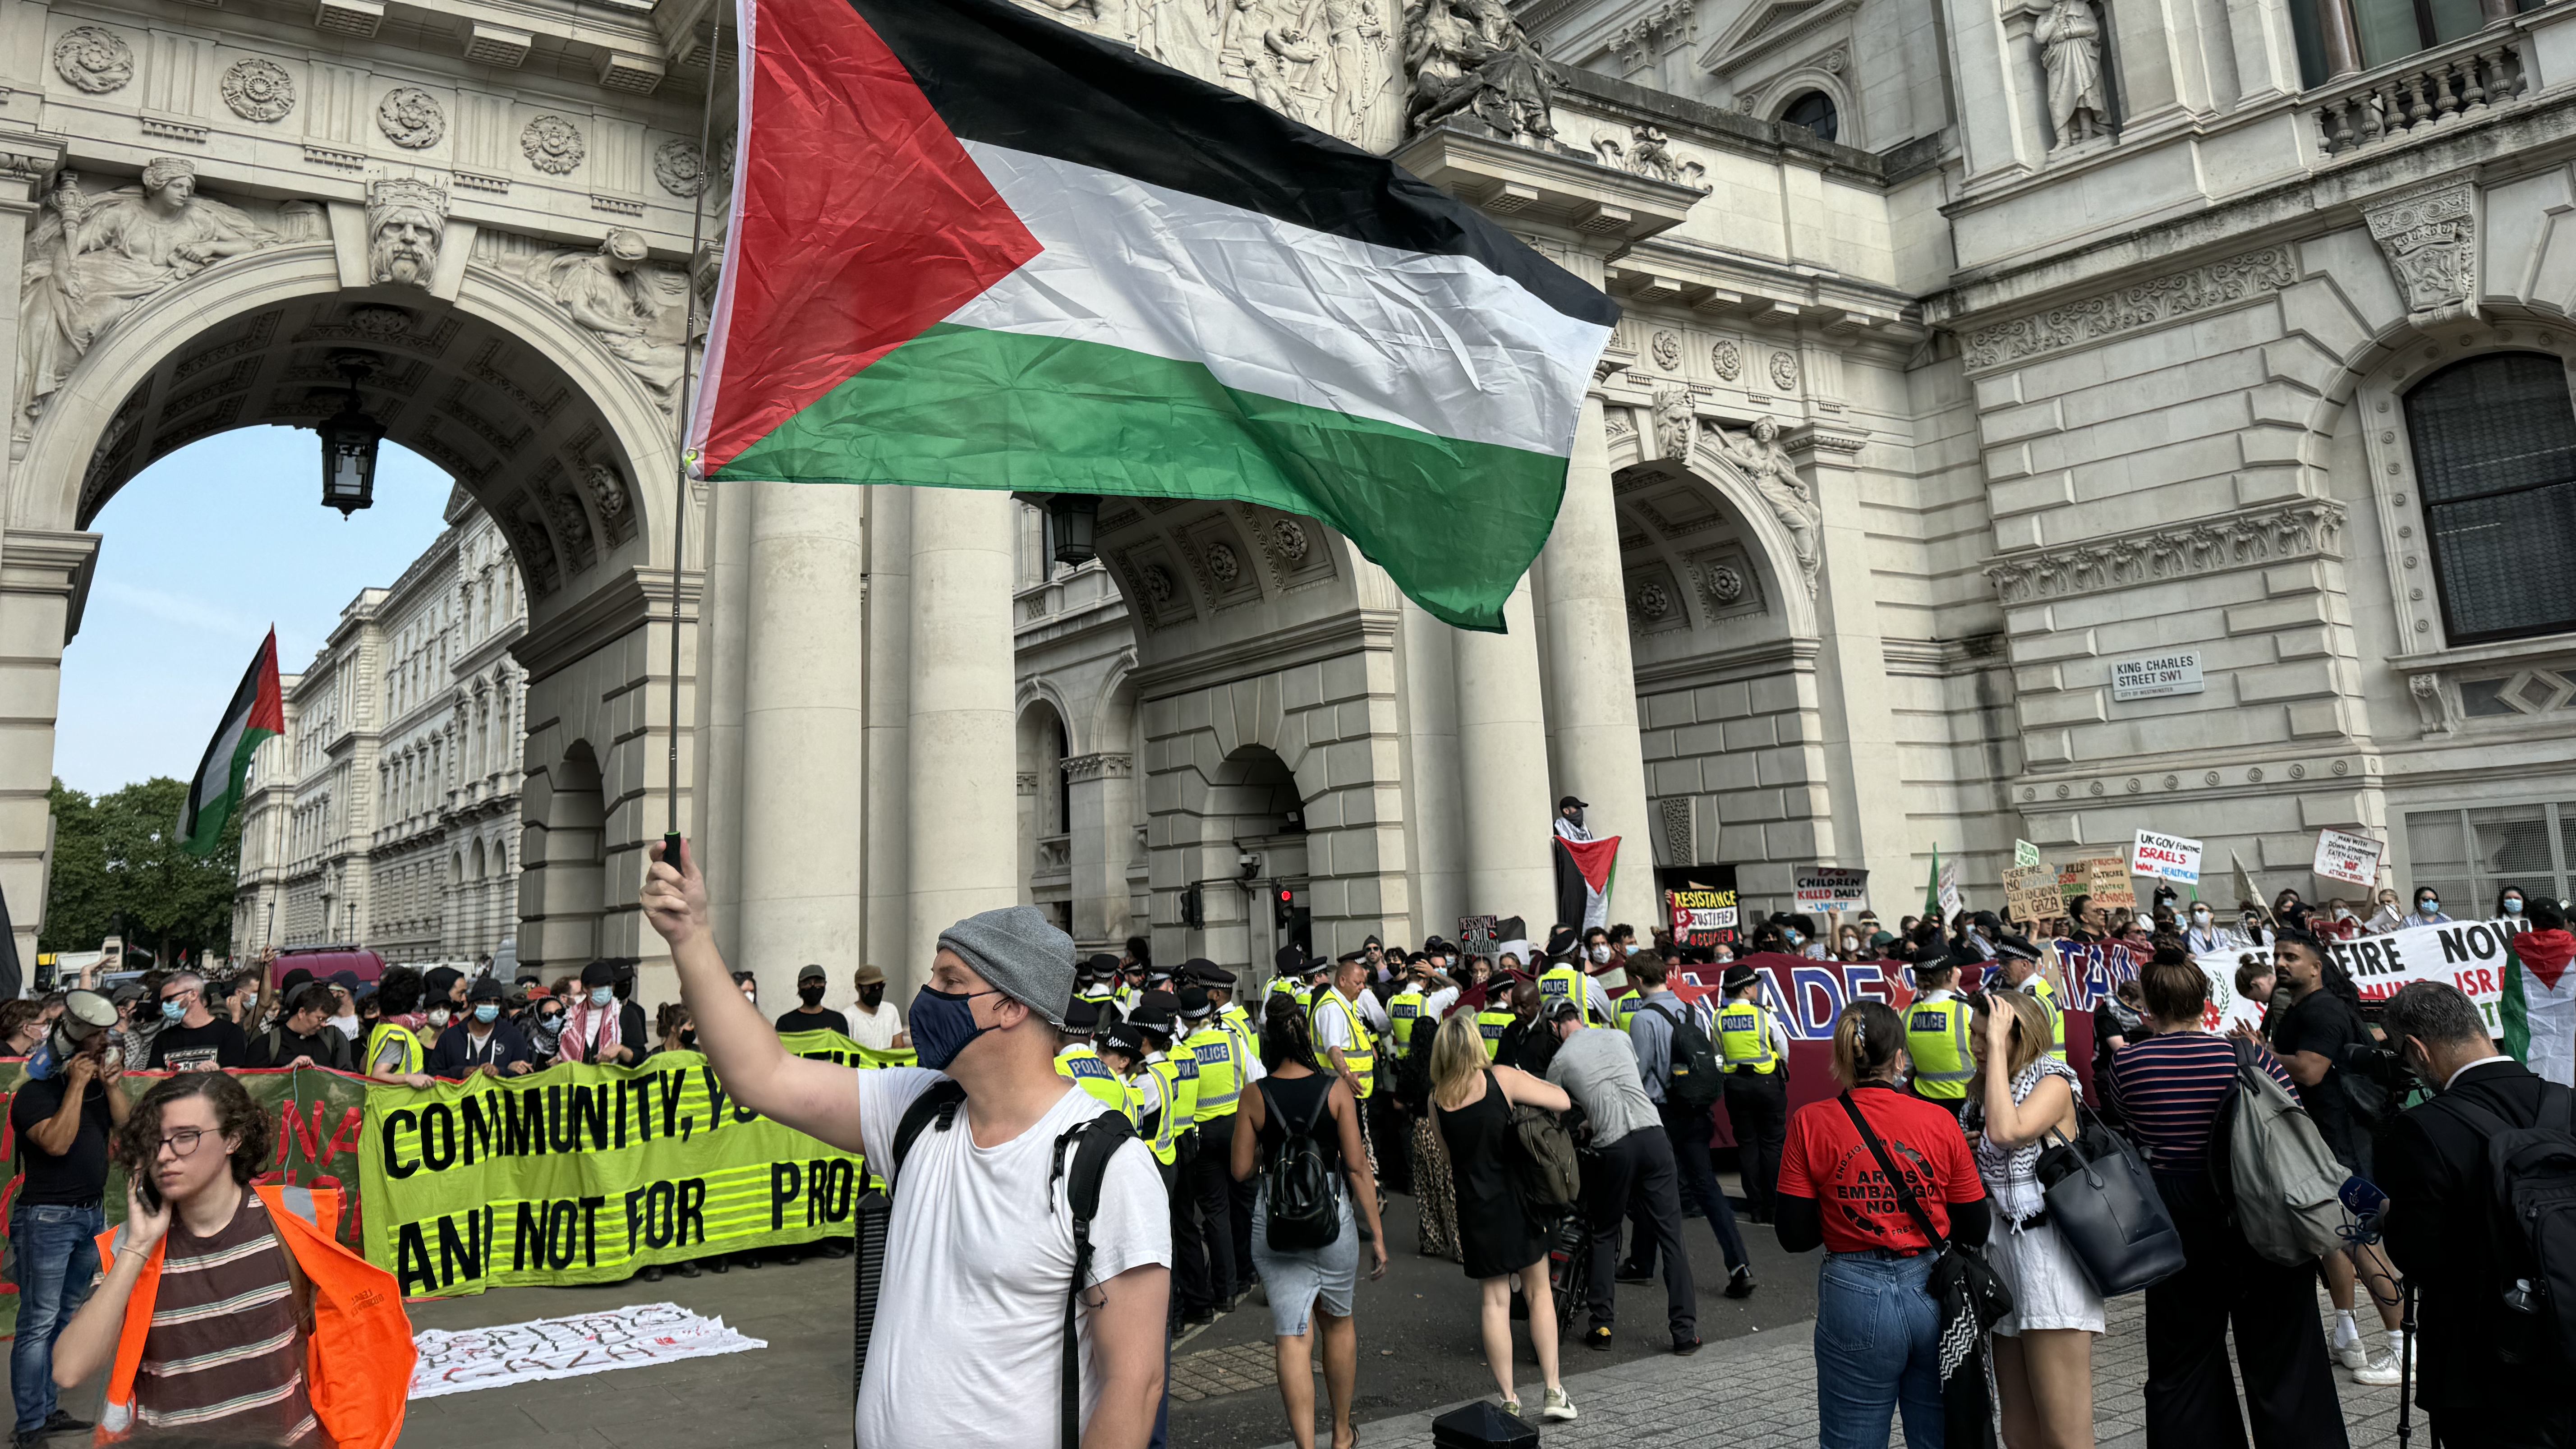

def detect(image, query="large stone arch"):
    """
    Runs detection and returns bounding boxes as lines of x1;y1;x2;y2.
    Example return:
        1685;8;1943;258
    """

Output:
0;170;701;975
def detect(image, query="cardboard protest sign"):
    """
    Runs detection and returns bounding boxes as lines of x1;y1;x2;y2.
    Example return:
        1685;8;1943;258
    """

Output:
2130;829;2203;884
1793;866;1869;912
2312;829;2385;888
2003;864;2060;925
2083;856;2136;910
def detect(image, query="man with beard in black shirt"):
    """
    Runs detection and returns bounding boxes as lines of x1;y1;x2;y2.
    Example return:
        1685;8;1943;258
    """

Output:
144;972;247;1073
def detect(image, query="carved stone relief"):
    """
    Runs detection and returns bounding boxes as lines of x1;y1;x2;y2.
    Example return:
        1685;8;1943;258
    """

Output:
517;229;688;410
1591;124;1711;192
1709;416;1818;597
1405;0;1559;146
377;87;446;149
53;27;133;94
582;461;634;541
1983;501;2346;603
1651;383;1695;461
366;177;446;288
1711;340;1742;381
1960;245;2300;369
2364;180;2477;318
654;140;711;197
221;59;296;122
521;115;587;175
1769;351;1799;391
18;160;287;440
1657;795;1697;868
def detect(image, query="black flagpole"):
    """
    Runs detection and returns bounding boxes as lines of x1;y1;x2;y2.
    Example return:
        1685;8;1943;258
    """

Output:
665;9;724;869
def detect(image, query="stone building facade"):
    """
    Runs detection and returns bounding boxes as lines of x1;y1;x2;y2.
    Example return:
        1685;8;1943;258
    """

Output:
231;494;527;963
11;0;2576;1001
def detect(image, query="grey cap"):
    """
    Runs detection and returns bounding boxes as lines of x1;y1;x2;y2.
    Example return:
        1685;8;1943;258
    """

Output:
937;905;1076;1027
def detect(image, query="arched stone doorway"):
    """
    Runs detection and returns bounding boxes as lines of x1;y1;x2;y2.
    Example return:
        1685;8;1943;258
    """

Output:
521;740;606;973
1016;694;1072;933
0;157;697;974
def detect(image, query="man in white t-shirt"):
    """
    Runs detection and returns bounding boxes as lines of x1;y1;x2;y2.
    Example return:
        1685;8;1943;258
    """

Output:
846;962;909;1052
642;841;1170;1449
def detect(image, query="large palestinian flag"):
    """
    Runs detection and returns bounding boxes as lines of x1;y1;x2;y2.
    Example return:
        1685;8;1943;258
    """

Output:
179;630;283;856
689;0;1620;631
2503;923;2576;1085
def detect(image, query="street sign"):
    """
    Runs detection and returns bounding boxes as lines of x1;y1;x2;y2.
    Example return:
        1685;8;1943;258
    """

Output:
2109;650;2205;702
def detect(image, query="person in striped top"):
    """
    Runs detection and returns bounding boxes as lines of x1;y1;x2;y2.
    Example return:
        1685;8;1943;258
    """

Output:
2111;952;2349;1449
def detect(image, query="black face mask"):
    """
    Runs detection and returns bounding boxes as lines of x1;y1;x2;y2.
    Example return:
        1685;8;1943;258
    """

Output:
680;1029;698;1049
799;985;826;1005
859;984;885;1008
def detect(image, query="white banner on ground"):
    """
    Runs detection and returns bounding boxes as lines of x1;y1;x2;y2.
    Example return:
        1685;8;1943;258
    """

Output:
409;1302;768;1399
2193;916;2529;1033
2131;829;2204;884
2311;828;2385;888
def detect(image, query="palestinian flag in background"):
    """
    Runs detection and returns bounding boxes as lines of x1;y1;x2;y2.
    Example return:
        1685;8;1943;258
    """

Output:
1554;835;1620;932
179;630;283;857
690;0;1620;632
2501;921;2576;1082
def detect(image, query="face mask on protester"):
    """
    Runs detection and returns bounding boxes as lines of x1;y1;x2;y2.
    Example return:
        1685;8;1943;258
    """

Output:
910;985;1001;1071
2419;897;2439;912
2191;907;2211;922
799;984;826;1005
2505;896;2525;914
681;1029;698;1049
1784;929;1803;947
474;1003;499;1024
589;986;614;1007
860;984;885;1009
428;1008;451;1028
161;999;186;1024
1587;944;1610;965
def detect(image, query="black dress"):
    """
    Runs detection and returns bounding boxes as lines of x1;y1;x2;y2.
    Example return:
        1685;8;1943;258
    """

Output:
1435;1068;1547;1280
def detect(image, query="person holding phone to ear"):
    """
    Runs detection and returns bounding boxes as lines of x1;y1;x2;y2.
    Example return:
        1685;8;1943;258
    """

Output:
9;993;125;1447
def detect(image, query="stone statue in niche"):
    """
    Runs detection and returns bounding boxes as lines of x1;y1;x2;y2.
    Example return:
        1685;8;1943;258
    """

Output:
1405;0;1558;146
1712;416;1819;597
582;461;632;532
18;158;278;437
520;228;690;411
366;177;446;288
1650;384;1694;462
2035;0;2109;149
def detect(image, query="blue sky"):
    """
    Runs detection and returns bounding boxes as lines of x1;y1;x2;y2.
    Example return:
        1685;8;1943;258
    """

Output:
56;426;453;795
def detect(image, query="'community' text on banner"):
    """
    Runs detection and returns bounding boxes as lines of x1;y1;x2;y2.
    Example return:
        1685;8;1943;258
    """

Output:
360;1030;911;1297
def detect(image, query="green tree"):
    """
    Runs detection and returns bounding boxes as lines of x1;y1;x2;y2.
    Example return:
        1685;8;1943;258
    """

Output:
41;777;239;961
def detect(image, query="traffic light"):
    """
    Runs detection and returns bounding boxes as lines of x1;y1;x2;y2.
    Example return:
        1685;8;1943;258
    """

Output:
1273;885;1296;930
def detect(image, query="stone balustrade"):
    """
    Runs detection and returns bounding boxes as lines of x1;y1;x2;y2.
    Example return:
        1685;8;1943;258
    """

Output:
2314;34;2526;156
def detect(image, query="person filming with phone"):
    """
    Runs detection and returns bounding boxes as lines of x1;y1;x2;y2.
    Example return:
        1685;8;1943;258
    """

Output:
8;992;124;1447
47;1072;411;1448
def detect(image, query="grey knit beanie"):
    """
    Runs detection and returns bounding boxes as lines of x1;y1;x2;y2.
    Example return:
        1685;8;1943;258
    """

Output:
936;906;1076;1027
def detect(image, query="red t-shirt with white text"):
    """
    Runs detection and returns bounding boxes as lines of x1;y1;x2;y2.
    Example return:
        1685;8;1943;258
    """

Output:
1775;1085;1984;1254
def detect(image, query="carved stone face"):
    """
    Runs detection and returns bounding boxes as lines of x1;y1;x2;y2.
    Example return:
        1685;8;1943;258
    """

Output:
369;209;440;286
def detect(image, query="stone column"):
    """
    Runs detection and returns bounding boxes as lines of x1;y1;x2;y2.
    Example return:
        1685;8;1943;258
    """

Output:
1398;599;1465;945
862;485;912;976
2318;0;2365;73
1786;427;1914;905
905;486;1020;985
1541;393;1658;932
692;480;753;966
0;531;96;974
1451;579;1558;931
736;482;868;1011
1063;751;1137;948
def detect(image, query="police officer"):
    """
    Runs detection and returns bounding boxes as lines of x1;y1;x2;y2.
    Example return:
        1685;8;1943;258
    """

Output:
1537;950;1616;1028
1712;963;1791;1224
1987;934;2066;1062
1127;995;1209;1335
1053;998;1134;1124
1473;984;1515;1061
1310;953;1383;1176
1268;944;1313;1012
1073;953;1124;1027
1903;957;1974;1119
1387;963;1429;1063
1178;985;1247;1313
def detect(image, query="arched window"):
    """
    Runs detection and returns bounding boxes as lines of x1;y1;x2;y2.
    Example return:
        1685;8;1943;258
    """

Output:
1778;90;1839;144
2403;352;2576;645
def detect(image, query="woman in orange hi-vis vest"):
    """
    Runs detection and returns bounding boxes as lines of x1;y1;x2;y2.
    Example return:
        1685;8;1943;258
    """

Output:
49;1073;414;1449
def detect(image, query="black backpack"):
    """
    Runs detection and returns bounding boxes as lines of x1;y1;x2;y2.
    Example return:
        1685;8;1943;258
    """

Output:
1261;1078;1343;1251
2438;1083;2576;1368
1647;1003;1726;1113
852;1080;1141;1448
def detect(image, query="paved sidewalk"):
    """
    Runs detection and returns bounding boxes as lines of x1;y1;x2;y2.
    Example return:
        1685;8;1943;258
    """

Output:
1259;1291;2415;1448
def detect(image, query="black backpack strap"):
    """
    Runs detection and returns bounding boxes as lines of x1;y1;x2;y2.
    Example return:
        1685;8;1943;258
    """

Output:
1838;1091;1948;1250
1049;1110;1139;1449
888;1078;969;1189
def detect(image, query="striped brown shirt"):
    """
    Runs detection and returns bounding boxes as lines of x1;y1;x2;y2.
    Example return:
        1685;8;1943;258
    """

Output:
137;1192;321;1446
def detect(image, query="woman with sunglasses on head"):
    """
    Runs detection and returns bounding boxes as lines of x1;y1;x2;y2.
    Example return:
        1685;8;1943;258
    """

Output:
49;1072;412;1447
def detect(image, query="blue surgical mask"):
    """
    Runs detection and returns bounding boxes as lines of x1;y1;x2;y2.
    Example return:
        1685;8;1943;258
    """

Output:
474;1003;499;1024
910;985;1001;1072
2505;897;2525;913
161;999;186;1023
589;987;615;1007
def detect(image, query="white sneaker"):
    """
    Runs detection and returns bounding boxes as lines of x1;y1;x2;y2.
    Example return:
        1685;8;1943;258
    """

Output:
2334;1336;2370;1371
2351;1350;2402;1386
1541;1387;1578;1422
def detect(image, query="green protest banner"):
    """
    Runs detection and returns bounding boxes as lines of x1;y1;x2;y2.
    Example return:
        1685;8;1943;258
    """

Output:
359;1030;914;1297
0;1065;369;1335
